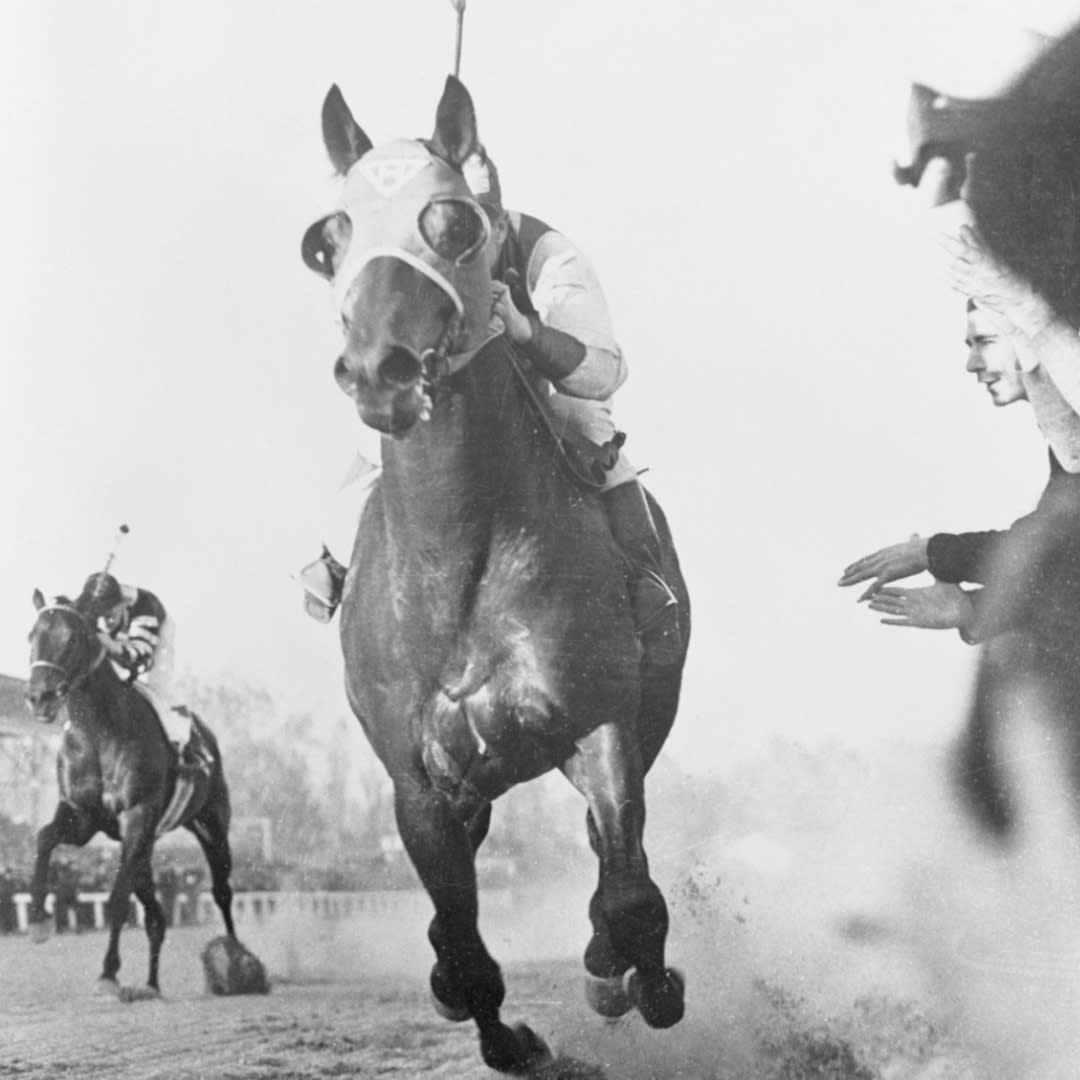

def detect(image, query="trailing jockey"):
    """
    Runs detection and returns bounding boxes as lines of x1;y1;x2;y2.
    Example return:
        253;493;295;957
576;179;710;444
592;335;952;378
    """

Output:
300;146;683;666
76;572;208;822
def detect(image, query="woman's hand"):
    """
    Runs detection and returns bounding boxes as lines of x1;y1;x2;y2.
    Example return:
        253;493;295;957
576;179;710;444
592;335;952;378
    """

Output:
865;581;976;630
838;535;929;601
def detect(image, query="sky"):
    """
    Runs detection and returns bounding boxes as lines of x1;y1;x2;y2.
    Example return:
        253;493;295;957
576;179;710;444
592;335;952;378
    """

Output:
2;0;1078;771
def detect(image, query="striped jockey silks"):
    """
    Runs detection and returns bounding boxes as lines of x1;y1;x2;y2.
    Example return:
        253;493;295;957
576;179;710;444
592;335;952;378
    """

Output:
100;588;166;680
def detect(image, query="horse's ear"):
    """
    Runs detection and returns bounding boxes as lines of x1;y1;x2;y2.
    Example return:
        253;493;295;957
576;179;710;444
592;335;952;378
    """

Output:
32;588;44;611
321;84;373;175
431;75;478;170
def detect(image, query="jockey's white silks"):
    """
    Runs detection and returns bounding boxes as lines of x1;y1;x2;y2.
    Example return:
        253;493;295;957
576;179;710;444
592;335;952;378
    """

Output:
331;139;491;349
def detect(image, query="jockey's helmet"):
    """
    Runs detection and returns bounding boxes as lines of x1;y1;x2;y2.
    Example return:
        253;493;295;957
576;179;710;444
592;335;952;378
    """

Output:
78;572;124;618
464;146;502;215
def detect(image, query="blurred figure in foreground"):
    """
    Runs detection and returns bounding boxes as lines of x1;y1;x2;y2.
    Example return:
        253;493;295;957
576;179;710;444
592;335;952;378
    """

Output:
838;299;1080;643
857;10;1080;1078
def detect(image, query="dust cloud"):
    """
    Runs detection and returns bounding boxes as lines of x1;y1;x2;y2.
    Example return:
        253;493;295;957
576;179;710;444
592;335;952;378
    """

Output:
227;732;1080;1078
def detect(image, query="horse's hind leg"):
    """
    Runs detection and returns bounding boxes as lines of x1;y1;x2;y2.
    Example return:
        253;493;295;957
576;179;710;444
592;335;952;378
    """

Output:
189;803;235;937
29;802;98;940
394;780;548;1073
562;722;684;1029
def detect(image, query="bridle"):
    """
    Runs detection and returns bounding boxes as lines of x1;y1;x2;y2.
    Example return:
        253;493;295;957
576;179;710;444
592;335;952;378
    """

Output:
319;140;497;417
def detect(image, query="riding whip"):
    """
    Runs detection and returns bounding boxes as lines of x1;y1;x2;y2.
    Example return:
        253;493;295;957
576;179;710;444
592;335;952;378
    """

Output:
449;0;466;78
102;523;130;576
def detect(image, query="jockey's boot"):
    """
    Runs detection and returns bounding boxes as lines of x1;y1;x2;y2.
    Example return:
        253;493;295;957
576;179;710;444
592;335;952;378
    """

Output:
600;481;683;668
299;548;347;623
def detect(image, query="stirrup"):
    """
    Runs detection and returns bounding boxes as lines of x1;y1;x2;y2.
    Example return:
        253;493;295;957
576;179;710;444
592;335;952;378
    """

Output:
303;591;338;623
298;553;344;623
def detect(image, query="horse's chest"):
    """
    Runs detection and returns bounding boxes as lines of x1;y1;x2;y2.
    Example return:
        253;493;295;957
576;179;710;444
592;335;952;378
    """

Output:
417;625;564;807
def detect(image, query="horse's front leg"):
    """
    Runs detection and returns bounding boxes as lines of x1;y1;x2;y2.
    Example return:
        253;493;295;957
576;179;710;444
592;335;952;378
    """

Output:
131;859;167;995
562;721;685;1029
393;779;548;1073
99;803;157;997
29;802;98;942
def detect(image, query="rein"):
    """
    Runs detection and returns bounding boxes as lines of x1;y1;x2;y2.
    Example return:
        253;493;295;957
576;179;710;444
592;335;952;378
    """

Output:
419;312;609;492
502;343;609;491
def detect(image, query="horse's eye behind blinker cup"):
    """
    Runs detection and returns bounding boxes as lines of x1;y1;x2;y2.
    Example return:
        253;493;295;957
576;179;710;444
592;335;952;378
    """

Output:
418;198;489;265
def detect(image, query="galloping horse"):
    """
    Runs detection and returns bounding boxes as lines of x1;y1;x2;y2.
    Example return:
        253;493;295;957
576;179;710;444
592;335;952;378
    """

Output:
301;76;691;1071
25;591;237;999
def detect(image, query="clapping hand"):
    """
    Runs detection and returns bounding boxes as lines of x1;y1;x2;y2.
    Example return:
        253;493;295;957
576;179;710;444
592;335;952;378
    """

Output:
865;581;975;630
838;535;929;601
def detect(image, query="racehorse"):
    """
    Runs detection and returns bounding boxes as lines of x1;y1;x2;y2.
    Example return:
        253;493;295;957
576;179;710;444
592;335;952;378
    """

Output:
301;76;691;1071
24;591;237;1000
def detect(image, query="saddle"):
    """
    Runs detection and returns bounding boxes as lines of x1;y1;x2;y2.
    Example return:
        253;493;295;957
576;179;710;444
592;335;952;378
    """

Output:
127;693;215;837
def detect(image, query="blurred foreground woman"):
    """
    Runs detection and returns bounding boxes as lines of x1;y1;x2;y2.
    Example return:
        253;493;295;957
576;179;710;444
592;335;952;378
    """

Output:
870;7;1080;1077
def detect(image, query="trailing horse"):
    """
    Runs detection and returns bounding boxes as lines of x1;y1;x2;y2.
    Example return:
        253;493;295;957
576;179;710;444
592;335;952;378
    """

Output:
301;76;691;1071
25;591;238;1000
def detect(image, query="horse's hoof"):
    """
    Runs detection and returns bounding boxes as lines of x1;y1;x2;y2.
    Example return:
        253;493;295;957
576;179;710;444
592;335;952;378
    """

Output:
28;920;52;945
94;977;121;998
584;974;633;1019
627;967;685;1029
202;935;270;996
432;994;472;1022
119;985;161;1003
481;1021;551;1073
430;962;471;1022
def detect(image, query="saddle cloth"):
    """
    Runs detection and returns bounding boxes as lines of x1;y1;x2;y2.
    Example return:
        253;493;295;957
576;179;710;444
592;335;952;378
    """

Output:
129;684;214;835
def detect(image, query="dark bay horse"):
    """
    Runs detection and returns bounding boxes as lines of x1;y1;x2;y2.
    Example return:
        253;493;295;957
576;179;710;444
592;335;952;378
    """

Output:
301;76;691;1071
25;591;236;1000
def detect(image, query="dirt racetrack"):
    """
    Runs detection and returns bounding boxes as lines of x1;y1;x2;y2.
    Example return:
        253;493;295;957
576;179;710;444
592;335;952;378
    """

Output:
0;858;978;1080
0;916;600;1080
6;741;1060;1079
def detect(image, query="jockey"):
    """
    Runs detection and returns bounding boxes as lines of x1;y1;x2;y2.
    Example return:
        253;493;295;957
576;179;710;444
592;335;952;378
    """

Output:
77;572;168;686
75;571;197;769
299;147;682;664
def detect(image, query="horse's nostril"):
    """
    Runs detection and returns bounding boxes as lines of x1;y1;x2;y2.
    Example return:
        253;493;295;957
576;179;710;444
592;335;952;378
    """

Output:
27;687;54;709
378;348;422;389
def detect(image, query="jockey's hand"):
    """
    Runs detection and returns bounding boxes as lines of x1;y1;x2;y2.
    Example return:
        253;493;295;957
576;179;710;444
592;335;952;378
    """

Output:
490;281;532;346
837;535;929;601
97;632;124;656
865;582;975;631
941;225;1054;340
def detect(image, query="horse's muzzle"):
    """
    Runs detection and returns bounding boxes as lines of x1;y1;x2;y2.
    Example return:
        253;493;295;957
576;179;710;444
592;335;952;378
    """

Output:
336;350;427;435
25;685;65;723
